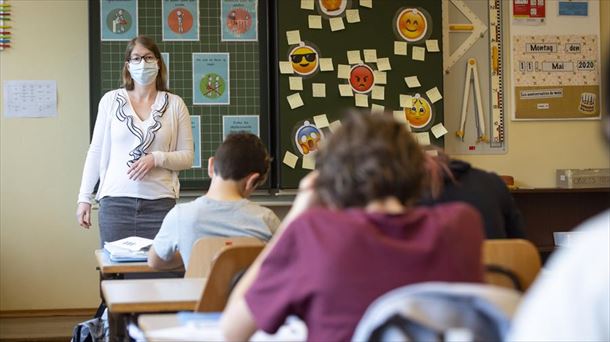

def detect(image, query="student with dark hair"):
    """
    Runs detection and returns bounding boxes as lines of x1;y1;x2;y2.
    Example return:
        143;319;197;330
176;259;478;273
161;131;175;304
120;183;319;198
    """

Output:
419;147;525;239
147;133;280;270
76;35;193;244
221;113;485;341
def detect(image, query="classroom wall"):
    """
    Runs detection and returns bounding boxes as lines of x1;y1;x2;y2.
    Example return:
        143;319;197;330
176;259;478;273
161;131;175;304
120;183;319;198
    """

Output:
0;1;608;311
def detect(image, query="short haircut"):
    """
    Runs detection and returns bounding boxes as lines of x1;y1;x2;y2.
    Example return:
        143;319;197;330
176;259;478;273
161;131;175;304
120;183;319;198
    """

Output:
214;133;271;186
315;112;425;208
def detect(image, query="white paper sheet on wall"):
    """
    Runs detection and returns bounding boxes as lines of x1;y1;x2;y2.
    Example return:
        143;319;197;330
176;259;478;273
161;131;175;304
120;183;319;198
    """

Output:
3;80;58;118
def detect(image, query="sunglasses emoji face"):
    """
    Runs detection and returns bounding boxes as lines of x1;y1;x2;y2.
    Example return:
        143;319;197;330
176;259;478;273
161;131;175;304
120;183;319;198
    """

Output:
289;45;319;76
349;64;375;94
404;94;433;128
397;8;427;42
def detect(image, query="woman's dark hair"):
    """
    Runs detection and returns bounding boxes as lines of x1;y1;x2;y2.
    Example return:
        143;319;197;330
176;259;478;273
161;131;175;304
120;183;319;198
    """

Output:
121;36;169;91
314;112;425;208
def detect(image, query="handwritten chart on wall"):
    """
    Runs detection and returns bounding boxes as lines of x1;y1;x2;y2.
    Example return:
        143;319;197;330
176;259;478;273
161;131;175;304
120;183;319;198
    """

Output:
272;0;444;189
90;0;269;189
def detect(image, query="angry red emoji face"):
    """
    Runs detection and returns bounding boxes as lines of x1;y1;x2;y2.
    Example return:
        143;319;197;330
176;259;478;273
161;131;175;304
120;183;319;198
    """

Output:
349;64;375;94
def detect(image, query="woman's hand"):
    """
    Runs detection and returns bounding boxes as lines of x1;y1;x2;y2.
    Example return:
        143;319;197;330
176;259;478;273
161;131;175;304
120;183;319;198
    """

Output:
76;202;92;229
128;154;155;180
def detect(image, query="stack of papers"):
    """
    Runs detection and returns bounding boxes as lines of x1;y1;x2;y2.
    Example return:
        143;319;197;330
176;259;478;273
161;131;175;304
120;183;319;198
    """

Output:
104;236;153;262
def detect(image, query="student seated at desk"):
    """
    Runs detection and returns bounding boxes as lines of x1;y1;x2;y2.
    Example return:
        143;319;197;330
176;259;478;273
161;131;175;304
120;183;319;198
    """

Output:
147;133;280;270
221;113;485;342
419;147;525;239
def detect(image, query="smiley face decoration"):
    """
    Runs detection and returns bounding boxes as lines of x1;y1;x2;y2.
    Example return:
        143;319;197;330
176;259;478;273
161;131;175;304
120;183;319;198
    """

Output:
404;93;433;129
396;8;428;42
349;64;375;94
318;0;347;16
294;121;324;156
289;43;319;76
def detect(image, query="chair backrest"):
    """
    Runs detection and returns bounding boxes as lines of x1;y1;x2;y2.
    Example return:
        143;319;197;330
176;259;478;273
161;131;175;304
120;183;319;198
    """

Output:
483;239;541;291
185;236;264;278
351;282;522;342
194;244;264;312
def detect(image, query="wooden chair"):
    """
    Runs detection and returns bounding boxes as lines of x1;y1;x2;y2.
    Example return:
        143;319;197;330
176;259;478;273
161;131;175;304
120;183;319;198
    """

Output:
483;239;541;292
194;244;264;312
185;236;264;278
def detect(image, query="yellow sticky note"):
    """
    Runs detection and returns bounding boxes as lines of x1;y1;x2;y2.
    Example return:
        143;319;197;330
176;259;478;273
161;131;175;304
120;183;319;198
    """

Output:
425;149;438;157
283;151;298;168
426;87;443;104
337;64;351;79
313;114;330;128
347;50;362;65
301;0;314;10
346;9;360;23
393;110;408;124
329;120;342;133
302;155;316;170
431;122;448;138
308;15;322;29
363;49;377;63
360;0;373;8
338;84;354;97
412;46;426;61
404;76;421;88
287;93;304;109
414;132;431;145
319;58;334;71
279;61;294;74
289;76;303;91
312;83;326;98
371;85;385;100
374;71;387;84
329;17;345;31
286;30;301;45
426;39;440;52
371;104;385;114
376;57;391;71
400;94;413;108
394;41;407;56
355;93;369;108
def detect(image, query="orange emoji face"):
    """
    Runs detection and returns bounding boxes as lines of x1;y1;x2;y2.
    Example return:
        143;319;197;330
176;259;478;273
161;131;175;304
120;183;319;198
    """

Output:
318;0;347;16
290;45;319;76
397;8;427;42
349;64;375;94
404;94;433;128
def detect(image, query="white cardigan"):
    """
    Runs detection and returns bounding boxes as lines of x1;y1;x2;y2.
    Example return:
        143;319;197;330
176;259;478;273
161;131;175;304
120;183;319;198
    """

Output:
78;89;194;204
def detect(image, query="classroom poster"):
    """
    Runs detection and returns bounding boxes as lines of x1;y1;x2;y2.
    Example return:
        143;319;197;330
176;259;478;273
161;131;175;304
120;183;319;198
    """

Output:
162;0;199;41
191;116;202;168
221;0;258;41
512;34;601;120
192;53;230;105
512;0;545;25
222;115;260;140
101;0;138;41
161;52;170;89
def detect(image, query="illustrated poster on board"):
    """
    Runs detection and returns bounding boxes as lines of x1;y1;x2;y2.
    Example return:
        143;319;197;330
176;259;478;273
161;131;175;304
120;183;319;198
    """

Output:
162;0;199;41
192;53;230;105
512;0;545;25
161;52;170;89
221;0;258;41
191;116;202;168
512;34;601;120
222;115;260;140
101;0;138;41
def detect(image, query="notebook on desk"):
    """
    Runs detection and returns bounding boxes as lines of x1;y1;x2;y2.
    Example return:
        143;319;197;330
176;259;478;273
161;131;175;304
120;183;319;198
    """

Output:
104;236;153;262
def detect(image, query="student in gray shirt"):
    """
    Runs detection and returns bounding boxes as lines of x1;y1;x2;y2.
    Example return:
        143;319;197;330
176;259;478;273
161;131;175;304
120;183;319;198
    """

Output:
148;133;280;270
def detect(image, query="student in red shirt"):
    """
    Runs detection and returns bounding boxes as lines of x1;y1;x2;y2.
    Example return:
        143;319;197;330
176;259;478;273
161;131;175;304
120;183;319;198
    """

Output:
221;113;484;342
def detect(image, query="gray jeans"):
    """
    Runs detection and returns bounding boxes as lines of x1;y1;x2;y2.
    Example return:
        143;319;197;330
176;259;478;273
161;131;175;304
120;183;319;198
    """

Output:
98;196;176;245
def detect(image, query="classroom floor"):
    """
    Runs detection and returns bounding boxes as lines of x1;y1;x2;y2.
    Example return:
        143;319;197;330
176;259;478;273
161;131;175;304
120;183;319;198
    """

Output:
0;315;90;341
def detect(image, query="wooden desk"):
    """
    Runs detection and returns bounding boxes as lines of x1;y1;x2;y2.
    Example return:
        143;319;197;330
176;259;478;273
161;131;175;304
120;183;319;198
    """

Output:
95;249;158;275
102;278;205;340
511;187;610;259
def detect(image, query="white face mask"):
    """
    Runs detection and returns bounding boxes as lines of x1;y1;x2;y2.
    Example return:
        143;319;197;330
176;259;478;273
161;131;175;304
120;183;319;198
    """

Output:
128;62;159;86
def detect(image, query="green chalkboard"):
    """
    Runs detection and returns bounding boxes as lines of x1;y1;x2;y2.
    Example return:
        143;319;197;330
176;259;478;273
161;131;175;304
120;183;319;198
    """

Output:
88;0;270;190
272;0;444;189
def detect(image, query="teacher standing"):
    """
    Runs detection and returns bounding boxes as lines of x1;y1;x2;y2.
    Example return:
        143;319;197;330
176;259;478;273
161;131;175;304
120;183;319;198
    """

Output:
76;35;194;244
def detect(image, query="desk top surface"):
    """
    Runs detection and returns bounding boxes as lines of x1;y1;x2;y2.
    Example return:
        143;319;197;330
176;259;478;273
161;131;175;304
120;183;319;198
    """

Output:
102;278;205;313
95;249;185;274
